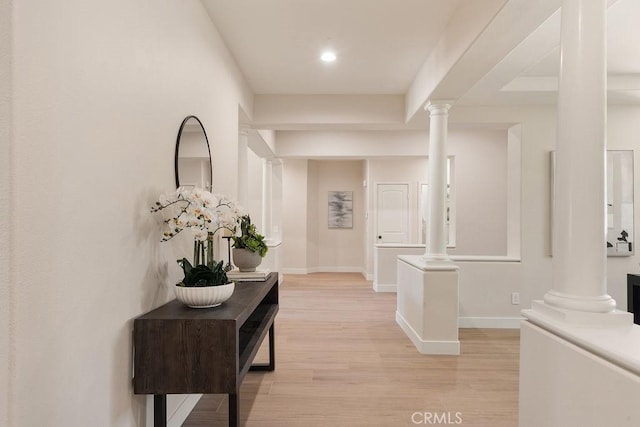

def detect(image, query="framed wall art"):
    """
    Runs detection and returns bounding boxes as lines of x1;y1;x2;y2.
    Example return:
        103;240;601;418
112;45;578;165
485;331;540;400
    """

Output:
328;191;353;229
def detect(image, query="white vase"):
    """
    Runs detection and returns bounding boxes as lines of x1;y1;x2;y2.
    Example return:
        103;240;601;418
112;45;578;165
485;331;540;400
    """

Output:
232;248;262;272
174;282;235;308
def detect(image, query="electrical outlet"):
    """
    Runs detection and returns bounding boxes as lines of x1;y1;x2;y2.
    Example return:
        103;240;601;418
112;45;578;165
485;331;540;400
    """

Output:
511;292;520;305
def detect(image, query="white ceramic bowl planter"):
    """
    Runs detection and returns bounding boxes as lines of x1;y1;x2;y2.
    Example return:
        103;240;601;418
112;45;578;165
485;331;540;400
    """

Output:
174;282;235;308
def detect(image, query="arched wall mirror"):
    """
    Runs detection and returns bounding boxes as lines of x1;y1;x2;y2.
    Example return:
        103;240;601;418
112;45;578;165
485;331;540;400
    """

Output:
175;115;213;190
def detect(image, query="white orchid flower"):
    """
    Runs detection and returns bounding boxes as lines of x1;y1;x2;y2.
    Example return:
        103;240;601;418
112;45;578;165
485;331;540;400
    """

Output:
152;188;245;242
193;229;209;242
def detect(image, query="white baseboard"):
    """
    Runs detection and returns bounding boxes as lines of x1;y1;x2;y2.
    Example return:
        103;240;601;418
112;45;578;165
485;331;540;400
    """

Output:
458;317;523;329
315;266;363;273
373;283;397;292
282;267;365;275
146;394;202;427
365;272;374;281
396;311;460;355
281;268;309;275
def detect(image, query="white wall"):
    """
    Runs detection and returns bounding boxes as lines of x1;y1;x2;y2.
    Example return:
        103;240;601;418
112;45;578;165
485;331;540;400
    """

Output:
246;148;264;230
277;130;431;158
7;1;252;426
450;130;508;255
281;159;366;273
313;160;365;272
1;0;12;424
306;160;320;271
271;161;284;241
281;159;309;272
254;95;405;128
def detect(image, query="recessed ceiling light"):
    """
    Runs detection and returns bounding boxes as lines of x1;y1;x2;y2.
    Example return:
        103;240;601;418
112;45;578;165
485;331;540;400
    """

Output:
321;51;337;62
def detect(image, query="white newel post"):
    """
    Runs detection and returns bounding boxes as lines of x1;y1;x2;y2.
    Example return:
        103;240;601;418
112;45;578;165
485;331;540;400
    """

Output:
261;159;273;240
237;128;249;208
395;100;459;356
424;102;452;262
544;0;615;313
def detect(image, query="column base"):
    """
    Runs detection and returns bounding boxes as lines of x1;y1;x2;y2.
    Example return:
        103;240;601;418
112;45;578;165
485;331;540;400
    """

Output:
543;289;617;314
525;300;632;327
396;255;459;355
422;253;453;264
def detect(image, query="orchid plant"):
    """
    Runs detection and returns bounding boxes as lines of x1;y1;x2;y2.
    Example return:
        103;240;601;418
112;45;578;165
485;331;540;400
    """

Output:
151;187;244;273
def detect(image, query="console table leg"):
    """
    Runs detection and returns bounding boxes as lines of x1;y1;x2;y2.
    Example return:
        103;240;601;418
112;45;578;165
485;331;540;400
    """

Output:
154;395;167;427
268;323;275;371
229;393;239;427
249;323;276;372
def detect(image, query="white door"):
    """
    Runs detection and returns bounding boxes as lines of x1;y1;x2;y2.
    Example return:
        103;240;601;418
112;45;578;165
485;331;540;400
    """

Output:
376;184;409;243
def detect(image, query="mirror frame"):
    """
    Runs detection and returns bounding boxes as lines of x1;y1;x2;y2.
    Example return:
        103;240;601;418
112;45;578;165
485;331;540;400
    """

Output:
174;115;213;189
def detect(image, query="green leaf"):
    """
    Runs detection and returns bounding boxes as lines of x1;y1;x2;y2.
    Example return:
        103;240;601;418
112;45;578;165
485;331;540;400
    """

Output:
177;257;229;287
231;215;268;257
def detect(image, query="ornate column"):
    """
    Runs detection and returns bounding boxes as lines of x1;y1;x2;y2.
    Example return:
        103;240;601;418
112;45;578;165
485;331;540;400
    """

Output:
424;101;452;262
237;127;249;207
261;159;273;240
544;0;615;313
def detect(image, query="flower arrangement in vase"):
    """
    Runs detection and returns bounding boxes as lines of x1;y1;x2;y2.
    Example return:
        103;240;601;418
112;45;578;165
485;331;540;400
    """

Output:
151;187;244;307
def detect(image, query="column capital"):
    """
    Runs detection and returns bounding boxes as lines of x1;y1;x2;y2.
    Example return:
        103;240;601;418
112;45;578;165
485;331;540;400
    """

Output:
425;100;454;114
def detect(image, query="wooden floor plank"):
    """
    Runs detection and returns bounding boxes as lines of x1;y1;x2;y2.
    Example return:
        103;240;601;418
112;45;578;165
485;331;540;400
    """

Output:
182;273;520;426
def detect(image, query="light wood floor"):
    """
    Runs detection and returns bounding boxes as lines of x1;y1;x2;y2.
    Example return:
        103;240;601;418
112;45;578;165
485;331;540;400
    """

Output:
182;273;520;427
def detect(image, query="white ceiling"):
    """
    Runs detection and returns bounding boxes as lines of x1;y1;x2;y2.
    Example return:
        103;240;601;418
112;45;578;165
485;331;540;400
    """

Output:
202;0;640;113
202;0;464;94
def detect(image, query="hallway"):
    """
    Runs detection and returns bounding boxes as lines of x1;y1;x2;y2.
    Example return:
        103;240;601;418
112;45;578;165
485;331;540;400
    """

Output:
183;273;519;426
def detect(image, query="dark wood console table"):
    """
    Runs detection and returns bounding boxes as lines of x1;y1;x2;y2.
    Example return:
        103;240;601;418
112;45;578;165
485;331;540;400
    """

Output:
133;273;278;427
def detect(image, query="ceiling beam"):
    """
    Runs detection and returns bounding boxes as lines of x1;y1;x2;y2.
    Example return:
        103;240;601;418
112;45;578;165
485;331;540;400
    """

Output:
406;0;562;122
405;0;508;122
